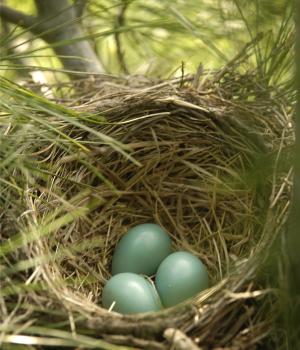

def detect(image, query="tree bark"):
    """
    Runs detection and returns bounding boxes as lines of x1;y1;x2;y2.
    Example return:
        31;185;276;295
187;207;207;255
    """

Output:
0;0;104;76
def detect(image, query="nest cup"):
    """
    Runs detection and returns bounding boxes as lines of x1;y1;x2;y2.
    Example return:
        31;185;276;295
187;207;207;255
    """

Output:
34;70;291;348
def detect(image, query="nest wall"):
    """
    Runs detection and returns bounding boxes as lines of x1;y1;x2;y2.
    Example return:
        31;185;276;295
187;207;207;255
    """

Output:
24;71;292;349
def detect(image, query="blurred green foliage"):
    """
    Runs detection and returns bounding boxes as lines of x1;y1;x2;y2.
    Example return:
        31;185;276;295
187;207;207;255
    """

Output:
1;0;293;80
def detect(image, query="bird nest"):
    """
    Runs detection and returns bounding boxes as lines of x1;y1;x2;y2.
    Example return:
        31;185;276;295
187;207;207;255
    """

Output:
3;63;292;349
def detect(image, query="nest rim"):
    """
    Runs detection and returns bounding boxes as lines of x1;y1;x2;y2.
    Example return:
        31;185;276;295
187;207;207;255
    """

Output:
21;70;292;348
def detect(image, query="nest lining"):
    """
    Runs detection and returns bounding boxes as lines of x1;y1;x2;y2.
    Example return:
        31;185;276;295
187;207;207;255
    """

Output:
21;69;292;349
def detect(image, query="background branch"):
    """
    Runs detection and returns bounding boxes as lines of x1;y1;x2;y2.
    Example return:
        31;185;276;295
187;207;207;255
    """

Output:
0;5;38;31
114;1;129;75
0;6;30;78
74;0;87;18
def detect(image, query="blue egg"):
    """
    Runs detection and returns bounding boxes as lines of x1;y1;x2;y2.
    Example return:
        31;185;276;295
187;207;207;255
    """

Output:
155;251;209;307
111;223;172;276
102;273;162;314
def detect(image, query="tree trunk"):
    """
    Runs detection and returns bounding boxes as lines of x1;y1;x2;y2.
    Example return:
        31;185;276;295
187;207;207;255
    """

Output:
0;0;104;77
